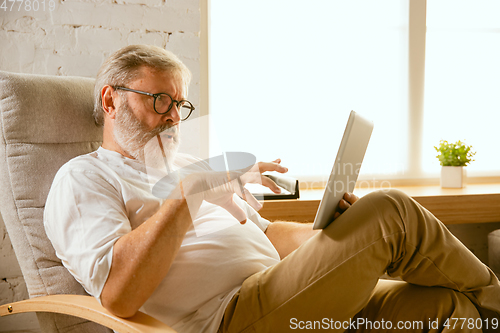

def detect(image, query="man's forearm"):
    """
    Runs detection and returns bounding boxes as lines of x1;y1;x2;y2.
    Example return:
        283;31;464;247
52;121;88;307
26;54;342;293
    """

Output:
100;196;193;318
265;221;320;259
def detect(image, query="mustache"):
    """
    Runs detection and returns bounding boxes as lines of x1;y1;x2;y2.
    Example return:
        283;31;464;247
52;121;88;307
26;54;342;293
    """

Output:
151;122;176;137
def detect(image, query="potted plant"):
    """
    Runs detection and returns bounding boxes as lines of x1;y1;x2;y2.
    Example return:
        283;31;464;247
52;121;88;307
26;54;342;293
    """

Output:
434;140;475;188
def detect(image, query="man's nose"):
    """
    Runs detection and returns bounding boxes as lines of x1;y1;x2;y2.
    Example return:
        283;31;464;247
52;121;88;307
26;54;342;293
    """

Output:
162;104;181;124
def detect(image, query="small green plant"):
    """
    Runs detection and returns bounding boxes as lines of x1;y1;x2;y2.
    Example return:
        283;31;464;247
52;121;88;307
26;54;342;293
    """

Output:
434;140;475;167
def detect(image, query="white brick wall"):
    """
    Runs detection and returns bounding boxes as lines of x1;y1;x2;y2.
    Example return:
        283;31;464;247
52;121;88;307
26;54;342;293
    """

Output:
0;1;202;331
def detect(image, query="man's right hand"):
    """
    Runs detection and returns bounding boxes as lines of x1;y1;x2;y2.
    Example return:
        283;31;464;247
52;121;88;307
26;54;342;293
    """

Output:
102;160;288;317
180;159;288;223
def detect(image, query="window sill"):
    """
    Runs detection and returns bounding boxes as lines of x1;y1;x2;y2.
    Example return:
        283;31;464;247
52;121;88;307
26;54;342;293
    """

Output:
259;183;500;225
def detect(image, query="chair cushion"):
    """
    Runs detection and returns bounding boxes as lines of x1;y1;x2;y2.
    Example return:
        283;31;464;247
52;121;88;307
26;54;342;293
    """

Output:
0;71;110;332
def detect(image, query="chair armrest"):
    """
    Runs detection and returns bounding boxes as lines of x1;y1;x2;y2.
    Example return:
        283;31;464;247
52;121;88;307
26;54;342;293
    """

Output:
0;295;176;333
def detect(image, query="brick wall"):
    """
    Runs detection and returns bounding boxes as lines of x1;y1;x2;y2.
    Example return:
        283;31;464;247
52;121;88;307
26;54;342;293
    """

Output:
0;1;202;331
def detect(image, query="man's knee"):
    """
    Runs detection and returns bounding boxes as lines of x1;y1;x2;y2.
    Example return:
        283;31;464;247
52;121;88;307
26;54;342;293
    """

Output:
355;189;429;235
363;188;410;202
359;188;412;214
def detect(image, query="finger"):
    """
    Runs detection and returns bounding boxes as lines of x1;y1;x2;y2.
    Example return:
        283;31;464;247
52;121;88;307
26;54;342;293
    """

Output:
261;175;281;193
272;158;281;164
232;178;263;211
257;161;288;174
219;197;248;224
333;211;340;220
242;187;263;211
344;192;359;205
338;199;351;211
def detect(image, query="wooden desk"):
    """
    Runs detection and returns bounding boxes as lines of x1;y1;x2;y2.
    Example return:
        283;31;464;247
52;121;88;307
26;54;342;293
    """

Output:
258;183;500;225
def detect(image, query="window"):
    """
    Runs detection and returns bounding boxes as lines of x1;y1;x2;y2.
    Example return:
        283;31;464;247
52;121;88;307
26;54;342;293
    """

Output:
209;0;500;185
422;0;500;176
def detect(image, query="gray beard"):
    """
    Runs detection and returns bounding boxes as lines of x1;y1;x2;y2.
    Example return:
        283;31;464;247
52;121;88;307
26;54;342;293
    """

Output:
113;99;180;168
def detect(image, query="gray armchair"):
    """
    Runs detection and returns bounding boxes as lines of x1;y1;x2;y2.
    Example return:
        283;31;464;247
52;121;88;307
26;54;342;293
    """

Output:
0;71;174;332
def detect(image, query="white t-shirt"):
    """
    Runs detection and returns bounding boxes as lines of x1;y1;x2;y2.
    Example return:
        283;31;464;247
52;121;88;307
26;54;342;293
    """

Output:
44;147;280;333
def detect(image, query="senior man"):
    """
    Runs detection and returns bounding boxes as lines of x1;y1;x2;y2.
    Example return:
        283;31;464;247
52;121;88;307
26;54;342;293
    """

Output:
44;45;500;333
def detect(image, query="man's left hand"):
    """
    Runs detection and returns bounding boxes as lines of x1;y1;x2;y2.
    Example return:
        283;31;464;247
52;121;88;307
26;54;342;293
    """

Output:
333;192;359;220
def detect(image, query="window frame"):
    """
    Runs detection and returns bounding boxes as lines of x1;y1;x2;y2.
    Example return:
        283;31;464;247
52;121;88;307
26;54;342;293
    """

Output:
201;0;500;188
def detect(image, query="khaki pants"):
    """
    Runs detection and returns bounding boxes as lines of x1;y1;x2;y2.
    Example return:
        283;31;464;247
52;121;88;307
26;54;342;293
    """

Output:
219;189;500;332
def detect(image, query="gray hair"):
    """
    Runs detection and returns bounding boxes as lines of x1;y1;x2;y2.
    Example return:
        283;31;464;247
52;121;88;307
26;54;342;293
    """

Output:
93;45;192;126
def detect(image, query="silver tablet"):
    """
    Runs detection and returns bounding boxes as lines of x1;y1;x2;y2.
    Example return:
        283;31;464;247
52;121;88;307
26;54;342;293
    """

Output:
312;111;374;230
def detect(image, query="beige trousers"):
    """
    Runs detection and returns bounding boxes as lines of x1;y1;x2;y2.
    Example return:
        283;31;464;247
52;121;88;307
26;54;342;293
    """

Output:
219;189;500;332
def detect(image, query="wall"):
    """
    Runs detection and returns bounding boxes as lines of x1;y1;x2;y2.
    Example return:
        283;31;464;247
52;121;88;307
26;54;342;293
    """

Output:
0;1;202;331
1;1;499;332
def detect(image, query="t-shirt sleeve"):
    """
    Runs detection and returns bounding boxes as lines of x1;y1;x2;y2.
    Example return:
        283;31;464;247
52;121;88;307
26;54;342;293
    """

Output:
43;167;131;302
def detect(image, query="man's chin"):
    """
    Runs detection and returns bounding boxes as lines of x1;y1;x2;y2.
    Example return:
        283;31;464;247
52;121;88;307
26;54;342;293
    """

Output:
142;135;180;170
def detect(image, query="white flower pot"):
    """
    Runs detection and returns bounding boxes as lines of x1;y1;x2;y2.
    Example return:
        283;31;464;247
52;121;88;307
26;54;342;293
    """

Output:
440;166;466;188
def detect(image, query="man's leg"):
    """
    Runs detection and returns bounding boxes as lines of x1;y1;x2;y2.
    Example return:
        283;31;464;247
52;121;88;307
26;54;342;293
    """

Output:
219;189;500;333
348;279;482;333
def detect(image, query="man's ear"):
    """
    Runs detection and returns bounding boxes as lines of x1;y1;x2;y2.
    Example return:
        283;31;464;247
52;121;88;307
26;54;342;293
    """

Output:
102;85;118;120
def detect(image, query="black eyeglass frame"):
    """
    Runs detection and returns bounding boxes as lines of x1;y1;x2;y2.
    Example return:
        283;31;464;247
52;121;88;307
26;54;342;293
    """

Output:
113;86;195;121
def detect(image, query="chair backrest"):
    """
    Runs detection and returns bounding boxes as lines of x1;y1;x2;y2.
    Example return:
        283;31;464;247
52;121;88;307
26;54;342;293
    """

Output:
0;71;112;333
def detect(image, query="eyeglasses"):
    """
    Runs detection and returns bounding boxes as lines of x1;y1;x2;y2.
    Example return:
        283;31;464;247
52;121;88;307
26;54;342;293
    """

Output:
114;86;195;121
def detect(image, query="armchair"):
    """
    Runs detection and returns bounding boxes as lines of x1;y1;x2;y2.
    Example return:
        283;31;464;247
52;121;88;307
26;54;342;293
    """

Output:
0;71;175;332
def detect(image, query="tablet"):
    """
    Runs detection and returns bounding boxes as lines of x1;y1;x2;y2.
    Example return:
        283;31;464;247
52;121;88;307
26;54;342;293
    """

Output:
312;111;374;230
